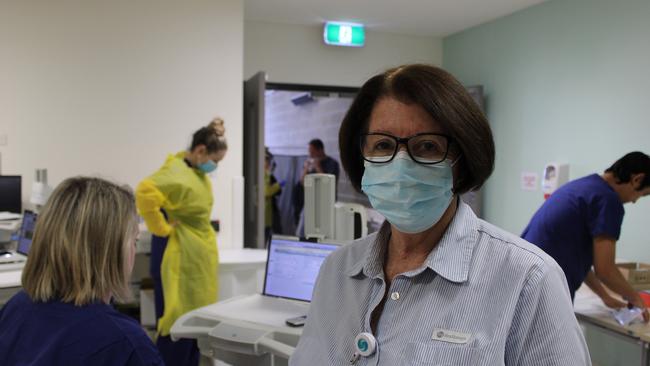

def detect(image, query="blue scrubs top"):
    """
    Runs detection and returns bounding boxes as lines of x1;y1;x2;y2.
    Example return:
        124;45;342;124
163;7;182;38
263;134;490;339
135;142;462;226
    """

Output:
0;291;164;366
522;174;624;299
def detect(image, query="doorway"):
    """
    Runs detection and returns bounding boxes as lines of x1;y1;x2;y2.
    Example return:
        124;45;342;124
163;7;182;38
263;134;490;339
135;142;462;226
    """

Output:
243;74;486;248
243;74;364;248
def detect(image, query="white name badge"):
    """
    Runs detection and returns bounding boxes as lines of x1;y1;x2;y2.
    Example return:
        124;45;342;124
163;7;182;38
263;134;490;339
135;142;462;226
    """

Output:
431;329;472;344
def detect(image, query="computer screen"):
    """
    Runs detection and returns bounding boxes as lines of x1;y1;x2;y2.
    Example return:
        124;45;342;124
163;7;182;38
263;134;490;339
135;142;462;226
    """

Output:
263;238;338;302
17;211;37;256
0;176;21;214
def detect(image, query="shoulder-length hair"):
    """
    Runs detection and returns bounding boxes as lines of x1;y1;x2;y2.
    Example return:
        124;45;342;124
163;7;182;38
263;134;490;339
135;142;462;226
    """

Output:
339;64;495;194
22;177;138;305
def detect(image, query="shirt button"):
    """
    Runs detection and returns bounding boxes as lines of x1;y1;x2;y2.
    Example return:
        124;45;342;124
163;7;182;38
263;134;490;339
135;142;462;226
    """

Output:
390;292;400;301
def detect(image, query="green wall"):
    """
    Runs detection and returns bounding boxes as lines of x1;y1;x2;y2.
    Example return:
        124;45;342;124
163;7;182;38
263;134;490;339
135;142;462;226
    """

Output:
444;0;650;262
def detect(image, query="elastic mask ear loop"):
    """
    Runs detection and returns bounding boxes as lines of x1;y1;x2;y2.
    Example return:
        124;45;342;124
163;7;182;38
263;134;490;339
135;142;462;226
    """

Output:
450;155;462;167
449;155;461;198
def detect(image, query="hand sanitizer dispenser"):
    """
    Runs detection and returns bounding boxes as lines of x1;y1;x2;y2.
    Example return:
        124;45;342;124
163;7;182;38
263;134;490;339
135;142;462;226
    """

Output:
31;168;53;209
542;163;569;199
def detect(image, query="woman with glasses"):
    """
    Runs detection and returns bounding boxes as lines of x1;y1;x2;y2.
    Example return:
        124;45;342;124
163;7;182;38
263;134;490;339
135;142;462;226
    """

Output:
290;65;590;365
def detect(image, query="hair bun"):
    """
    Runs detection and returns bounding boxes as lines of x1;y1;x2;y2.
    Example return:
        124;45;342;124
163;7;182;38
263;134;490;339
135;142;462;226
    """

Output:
208;117;225;137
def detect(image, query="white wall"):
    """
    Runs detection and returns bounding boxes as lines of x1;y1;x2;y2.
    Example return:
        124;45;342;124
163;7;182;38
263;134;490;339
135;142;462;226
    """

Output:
265;91;353;157
0;0;244;249
245;21;443;87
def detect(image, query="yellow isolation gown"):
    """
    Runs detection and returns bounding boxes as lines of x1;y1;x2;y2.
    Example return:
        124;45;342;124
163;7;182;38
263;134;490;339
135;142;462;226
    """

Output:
135;151;218;336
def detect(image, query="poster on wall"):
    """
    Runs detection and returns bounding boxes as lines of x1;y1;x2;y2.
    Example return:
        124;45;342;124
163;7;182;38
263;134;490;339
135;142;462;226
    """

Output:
521;172;539;191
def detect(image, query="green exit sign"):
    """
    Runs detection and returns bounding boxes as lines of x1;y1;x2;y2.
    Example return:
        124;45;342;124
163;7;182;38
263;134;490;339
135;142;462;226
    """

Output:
324;22;365;47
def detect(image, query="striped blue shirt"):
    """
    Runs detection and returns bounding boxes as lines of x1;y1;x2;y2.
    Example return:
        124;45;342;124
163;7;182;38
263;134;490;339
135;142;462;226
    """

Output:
291;202;590;365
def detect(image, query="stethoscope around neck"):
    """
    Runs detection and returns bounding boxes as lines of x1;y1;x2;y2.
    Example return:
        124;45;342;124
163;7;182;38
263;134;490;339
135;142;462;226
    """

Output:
350;332;378;364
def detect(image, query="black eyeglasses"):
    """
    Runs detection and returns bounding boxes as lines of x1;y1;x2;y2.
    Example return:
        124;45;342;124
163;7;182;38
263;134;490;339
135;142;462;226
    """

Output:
360;132;453;165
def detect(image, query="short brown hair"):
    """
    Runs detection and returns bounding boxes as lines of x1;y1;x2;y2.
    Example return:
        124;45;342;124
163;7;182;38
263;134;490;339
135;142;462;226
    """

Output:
339;64;494;194
22;177;138;305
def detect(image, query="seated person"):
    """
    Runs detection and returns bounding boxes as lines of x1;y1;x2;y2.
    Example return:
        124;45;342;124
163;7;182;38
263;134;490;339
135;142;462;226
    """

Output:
0;177;163;365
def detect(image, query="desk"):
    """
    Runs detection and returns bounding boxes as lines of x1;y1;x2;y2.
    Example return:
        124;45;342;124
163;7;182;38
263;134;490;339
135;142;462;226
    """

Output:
171;294;306;366
1;248;267;310
575;285;650;365
136;226;267;299
219;249;267;300
139;248;267;326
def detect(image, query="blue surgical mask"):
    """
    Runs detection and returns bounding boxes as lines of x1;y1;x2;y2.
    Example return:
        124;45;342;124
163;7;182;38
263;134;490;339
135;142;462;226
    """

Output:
198;159;218;173
361;151;454;234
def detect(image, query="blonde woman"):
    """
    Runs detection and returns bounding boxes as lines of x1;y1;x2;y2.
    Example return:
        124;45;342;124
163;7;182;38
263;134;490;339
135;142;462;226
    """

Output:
0;177;162;365
136;118;227;366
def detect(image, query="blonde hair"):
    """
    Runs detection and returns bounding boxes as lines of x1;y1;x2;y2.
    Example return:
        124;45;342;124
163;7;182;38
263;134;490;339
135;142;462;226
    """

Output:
209;117;226;137
190;117;228;153
22;177;138;305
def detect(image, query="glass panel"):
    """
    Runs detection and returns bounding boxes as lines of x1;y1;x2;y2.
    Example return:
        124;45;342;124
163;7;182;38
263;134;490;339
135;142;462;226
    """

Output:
362;134;396;162
408;134;448;162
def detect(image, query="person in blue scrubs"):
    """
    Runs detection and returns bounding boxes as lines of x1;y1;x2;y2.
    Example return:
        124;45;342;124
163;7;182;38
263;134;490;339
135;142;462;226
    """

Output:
0;177;163;365
523;152;650;314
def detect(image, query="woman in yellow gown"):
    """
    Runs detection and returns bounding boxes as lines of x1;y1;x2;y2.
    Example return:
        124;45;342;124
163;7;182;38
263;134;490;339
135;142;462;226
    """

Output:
136;118;227;366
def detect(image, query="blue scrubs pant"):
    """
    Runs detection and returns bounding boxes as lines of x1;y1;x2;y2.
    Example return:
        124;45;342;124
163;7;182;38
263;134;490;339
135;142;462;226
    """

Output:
151;224;200;366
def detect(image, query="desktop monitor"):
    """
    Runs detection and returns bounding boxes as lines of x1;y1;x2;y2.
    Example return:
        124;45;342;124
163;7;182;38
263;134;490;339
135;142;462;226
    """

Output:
263;237;339;302
0;176;21;213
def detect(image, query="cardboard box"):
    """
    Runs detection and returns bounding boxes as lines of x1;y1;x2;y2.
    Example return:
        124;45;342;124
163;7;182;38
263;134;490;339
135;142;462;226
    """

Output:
618;263;650;288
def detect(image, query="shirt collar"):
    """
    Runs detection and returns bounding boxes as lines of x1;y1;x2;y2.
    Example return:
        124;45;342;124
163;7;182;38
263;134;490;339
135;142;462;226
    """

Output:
345;201;479;283
343;223;387;279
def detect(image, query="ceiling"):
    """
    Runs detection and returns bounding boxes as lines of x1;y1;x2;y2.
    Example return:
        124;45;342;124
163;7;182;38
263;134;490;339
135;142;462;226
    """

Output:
244;0;548;37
